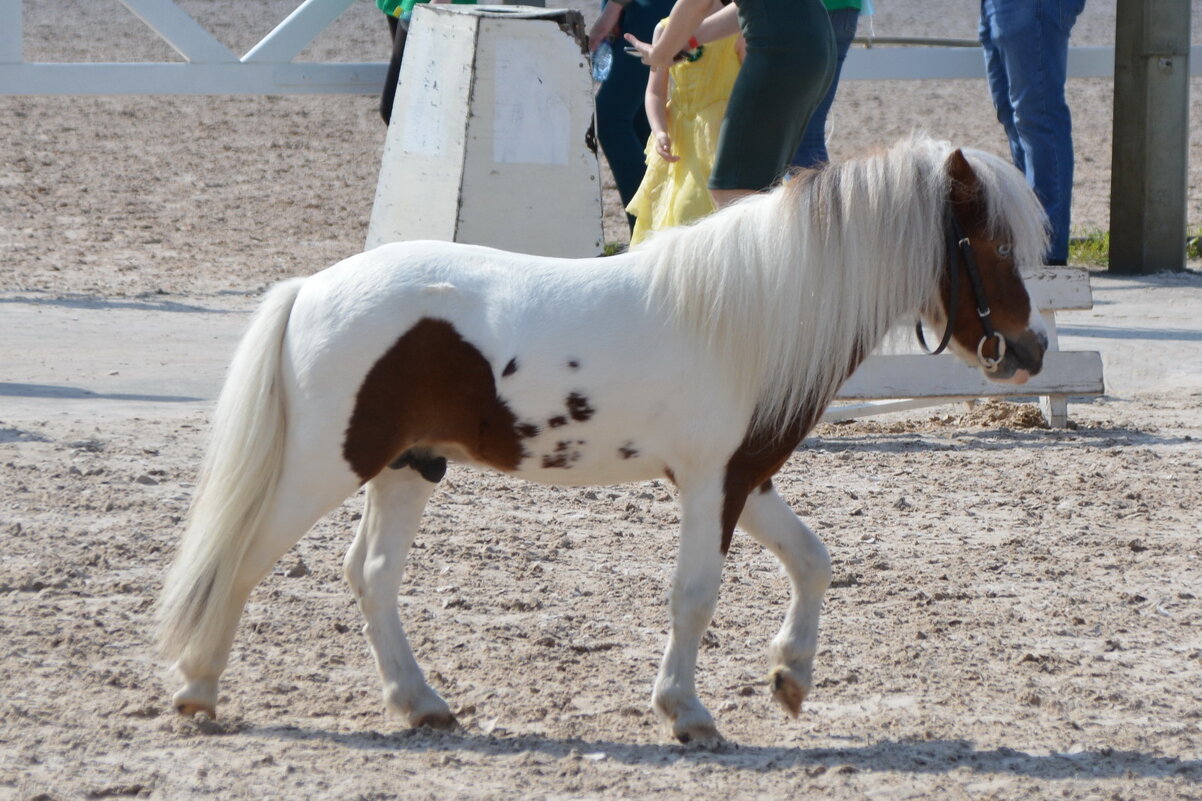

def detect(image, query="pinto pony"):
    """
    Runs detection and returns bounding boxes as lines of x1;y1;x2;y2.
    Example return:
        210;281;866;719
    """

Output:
158;137;1049;744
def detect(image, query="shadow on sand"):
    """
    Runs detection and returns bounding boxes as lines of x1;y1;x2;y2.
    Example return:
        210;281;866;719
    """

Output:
246;723;1200;781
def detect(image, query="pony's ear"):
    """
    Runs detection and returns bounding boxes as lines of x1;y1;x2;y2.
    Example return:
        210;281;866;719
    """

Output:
946;148;981;206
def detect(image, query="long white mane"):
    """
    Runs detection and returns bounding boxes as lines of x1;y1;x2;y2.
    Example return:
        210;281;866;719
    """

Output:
637;135;1048;438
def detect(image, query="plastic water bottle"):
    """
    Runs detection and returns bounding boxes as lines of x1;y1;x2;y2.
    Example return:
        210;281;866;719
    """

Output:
592;39;613;82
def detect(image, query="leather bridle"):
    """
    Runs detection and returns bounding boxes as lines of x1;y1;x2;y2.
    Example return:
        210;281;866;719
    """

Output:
915;207;1006;372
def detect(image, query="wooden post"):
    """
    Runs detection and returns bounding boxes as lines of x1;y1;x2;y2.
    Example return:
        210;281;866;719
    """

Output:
1108;0;1190;273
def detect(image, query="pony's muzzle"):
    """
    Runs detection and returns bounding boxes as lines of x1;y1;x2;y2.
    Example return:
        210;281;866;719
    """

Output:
990;329;1047;383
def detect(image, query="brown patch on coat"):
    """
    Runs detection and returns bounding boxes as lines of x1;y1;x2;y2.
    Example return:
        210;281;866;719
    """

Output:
343;318;528;482
547;415;568;428
618;442;639;459
720;341;868;553
568;360;580;370
720;413;812;555
502;358;518;377
516;422;540;439
565;393;595;422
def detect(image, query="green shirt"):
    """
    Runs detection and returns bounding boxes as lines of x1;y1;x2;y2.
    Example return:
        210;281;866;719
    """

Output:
824;0;862;9
377;0;476;19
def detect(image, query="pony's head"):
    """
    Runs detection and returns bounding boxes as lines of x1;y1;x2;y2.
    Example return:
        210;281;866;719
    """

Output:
919;147;1050;384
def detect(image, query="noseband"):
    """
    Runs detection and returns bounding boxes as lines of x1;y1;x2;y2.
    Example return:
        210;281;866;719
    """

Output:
915;208;1006;371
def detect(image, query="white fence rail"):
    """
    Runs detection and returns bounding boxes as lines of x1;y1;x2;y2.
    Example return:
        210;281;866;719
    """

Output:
2;0;1200;95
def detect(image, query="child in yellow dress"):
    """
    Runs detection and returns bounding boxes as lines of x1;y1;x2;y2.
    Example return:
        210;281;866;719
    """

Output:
625;1;744;246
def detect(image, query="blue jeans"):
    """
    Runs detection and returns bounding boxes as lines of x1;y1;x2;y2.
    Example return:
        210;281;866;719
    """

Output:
791;7;858;169
979;0;1085;264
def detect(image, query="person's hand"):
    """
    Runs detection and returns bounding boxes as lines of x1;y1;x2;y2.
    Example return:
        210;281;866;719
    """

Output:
588;3;622;53
654;132;679;162
623;33;656;66
588;21;613;52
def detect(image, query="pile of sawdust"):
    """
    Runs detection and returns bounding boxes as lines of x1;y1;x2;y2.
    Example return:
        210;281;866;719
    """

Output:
954;399;1049;429
818;400;1049;438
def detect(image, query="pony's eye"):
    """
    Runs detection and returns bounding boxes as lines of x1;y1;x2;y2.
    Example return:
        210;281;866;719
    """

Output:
997;243;1013;258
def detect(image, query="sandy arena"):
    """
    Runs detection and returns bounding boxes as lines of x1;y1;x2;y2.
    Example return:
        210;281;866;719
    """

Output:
2;1;1201;799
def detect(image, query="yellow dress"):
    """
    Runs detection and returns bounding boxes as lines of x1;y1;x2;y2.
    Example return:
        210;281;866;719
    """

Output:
626;32;741;246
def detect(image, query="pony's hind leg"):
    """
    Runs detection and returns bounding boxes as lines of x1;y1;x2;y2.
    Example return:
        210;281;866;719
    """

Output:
343;466;455;730
652;475;728;745
738;484;832;716
170;468;357;718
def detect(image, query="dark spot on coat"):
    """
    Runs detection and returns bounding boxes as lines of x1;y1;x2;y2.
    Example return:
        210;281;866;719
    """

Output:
389;448;448;483
502;358;518;377
547;416;568;428
618;443;639;459
568;360;580;369
343;318;527;481
544;439;585;468
566;393;595;422
516;422;540;439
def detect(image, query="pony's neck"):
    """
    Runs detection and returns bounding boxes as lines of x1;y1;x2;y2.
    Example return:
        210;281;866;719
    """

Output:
642;151;947;436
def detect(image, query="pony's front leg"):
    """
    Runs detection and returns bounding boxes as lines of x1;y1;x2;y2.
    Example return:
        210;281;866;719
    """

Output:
652;475;728;745
343;469;456;730
738;484;832;716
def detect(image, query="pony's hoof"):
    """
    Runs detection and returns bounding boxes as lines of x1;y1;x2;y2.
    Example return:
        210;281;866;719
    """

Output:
673;721;724;747
412;710;459;731
769;666;808;717
176;700;216;718
173;681;217;718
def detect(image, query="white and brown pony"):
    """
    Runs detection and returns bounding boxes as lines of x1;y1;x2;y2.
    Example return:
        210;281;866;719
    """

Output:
158;136;1049;744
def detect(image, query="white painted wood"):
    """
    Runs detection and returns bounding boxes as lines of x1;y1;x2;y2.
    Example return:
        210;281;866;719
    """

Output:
822;398;959;423
366;5;602;257
3;6;1200;98
242;0;355;64
0;62;385;94
117;0;237;63
1019;266;1093;310
839;45;1164;81
455;13;602;255
0;0;20;64
838;351;1104;399
366;8;479;249
1037;308;1069;427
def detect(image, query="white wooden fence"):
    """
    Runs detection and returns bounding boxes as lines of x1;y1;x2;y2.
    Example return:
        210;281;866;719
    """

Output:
2;0;1199;94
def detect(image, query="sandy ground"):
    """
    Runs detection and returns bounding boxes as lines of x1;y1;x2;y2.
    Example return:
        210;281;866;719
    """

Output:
2;2;1202;799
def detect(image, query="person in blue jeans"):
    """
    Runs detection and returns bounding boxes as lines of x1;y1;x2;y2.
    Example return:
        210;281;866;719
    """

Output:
979;0;1086;266
791;0;860;169
590;0;677;231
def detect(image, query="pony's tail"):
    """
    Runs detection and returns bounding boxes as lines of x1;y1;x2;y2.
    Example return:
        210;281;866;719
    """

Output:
156;277;305;666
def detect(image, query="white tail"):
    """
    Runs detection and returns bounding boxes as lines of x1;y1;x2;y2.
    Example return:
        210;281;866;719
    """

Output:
156;278;305;665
